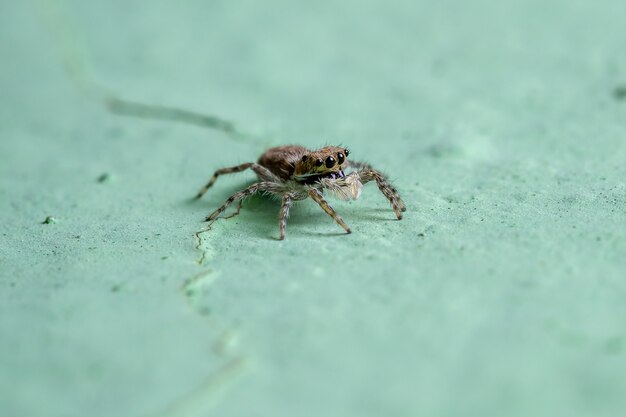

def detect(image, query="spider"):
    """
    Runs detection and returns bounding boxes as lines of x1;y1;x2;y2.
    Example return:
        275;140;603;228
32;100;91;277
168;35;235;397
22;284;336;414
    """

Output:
195;145;406;240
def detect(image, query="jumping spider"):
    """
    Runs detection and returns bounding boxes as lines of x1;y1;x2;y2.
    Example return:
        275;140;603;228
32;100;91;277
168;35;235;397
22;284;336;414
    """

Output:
195;145;406;239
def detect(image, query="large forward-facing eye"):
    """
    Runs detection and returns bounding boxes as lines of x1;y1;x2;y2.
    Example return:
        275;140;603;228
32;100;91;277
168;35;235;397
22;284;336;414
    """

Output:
337;153;345;164
325;156;336;168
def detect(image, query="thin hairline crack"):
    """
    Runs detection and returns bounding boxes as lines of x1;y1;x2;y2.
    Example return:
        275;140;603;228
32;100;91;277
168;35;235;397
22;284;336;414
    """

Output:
194;201;243;265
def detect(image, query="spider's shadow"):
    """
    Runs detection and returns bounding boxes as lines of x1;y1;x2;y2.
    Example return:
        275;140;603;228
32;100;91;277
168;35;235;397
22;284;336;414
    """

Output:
235;196;346;240
182;183;398;240
350;208;399;222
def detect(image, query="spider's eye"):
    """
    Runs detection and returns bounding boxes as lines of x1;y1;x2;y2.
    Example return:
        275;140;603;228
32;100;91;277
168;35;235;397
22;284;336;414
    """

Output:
344;149;349;157
315;158;323;167
325;156;336;168
337;153;345;164
301;155;308;162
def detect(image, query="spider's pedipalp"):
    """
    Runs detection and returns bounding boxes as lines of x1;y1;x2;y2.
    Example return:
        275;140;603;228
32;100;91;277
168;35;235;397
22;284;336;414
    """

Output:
318;172;363;201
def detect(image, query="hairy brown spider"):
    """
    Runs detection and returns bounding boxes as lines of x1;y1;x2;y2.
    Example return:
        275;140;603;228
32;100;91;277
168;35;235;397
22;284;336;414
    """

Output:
195;145;406;240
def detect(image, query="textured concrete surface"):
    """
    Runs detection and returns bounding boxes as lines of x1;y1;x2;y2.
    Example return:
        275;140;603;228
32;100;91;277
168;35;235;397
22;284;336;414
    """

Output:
1;1;625;416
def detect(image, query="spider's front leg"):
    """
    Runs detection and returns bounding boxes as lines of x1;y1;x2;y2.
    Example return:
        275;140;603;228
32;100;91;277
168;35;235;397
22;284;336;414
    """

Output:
308;188;352;234
195;163;277;199
351;163;406;219
205;181;278;222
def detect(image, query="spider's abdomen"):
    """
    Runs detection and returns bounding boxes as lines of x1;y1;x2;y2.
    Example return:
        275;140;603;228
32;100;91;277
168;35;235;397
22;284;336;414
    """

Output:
258;145;308;180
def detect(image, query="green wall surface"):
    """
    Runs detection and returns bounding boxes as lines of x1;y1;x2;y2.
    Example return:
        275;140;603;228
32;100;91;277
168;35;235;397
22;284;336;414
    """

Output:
1;1;625;416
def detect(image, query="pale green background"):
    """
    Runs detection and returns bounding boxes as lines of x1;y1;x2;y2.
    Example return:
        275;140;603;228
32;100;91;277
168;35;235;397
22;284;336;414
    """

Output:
1;1;625;416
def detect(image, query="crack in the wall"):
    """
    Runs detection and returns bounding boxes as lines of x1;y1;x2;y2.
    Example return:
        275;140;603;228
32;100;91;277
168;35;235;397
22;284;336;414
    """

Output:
194;201;243;265
158;205;250;417
162;264;250;417
106;97;247;139
151;357;249;417
193;229;211;266
164;269;250;417
34;5;254;414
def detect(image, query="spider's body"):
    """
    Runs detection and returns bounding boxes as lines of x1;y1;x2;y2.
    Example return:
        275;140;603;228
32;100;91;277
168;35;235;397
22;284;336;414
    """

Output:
196;145;406;240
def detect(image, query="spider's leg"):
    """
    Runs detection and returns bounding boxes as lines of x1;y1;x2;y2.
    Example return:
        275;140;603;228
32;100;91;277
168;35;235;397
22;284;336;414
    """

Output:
278;194;293;240
196;162;252;199
205;181;276;221
195;163;277;199
345;160;372;170
308;189;351;234
354;164;406;219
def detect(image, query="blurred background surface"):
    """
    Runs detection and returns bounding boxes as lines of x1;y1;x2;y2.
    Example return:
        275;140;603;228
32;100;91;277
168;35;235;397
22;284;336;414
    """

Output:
1;1;625;416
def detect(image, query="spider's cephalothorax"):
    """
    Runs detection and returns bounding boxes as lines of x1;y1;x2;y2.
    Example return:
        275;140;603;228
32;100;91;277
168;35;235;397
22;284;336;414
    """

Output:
293;146;349;183
195;145;406;240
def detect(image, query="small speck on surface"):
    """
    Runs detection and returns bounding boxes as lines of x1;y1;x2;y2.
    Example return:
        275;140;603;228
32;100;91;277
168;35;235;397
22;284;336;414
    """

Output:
42;216;57;224
97;173;112;183
613;86;626;100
